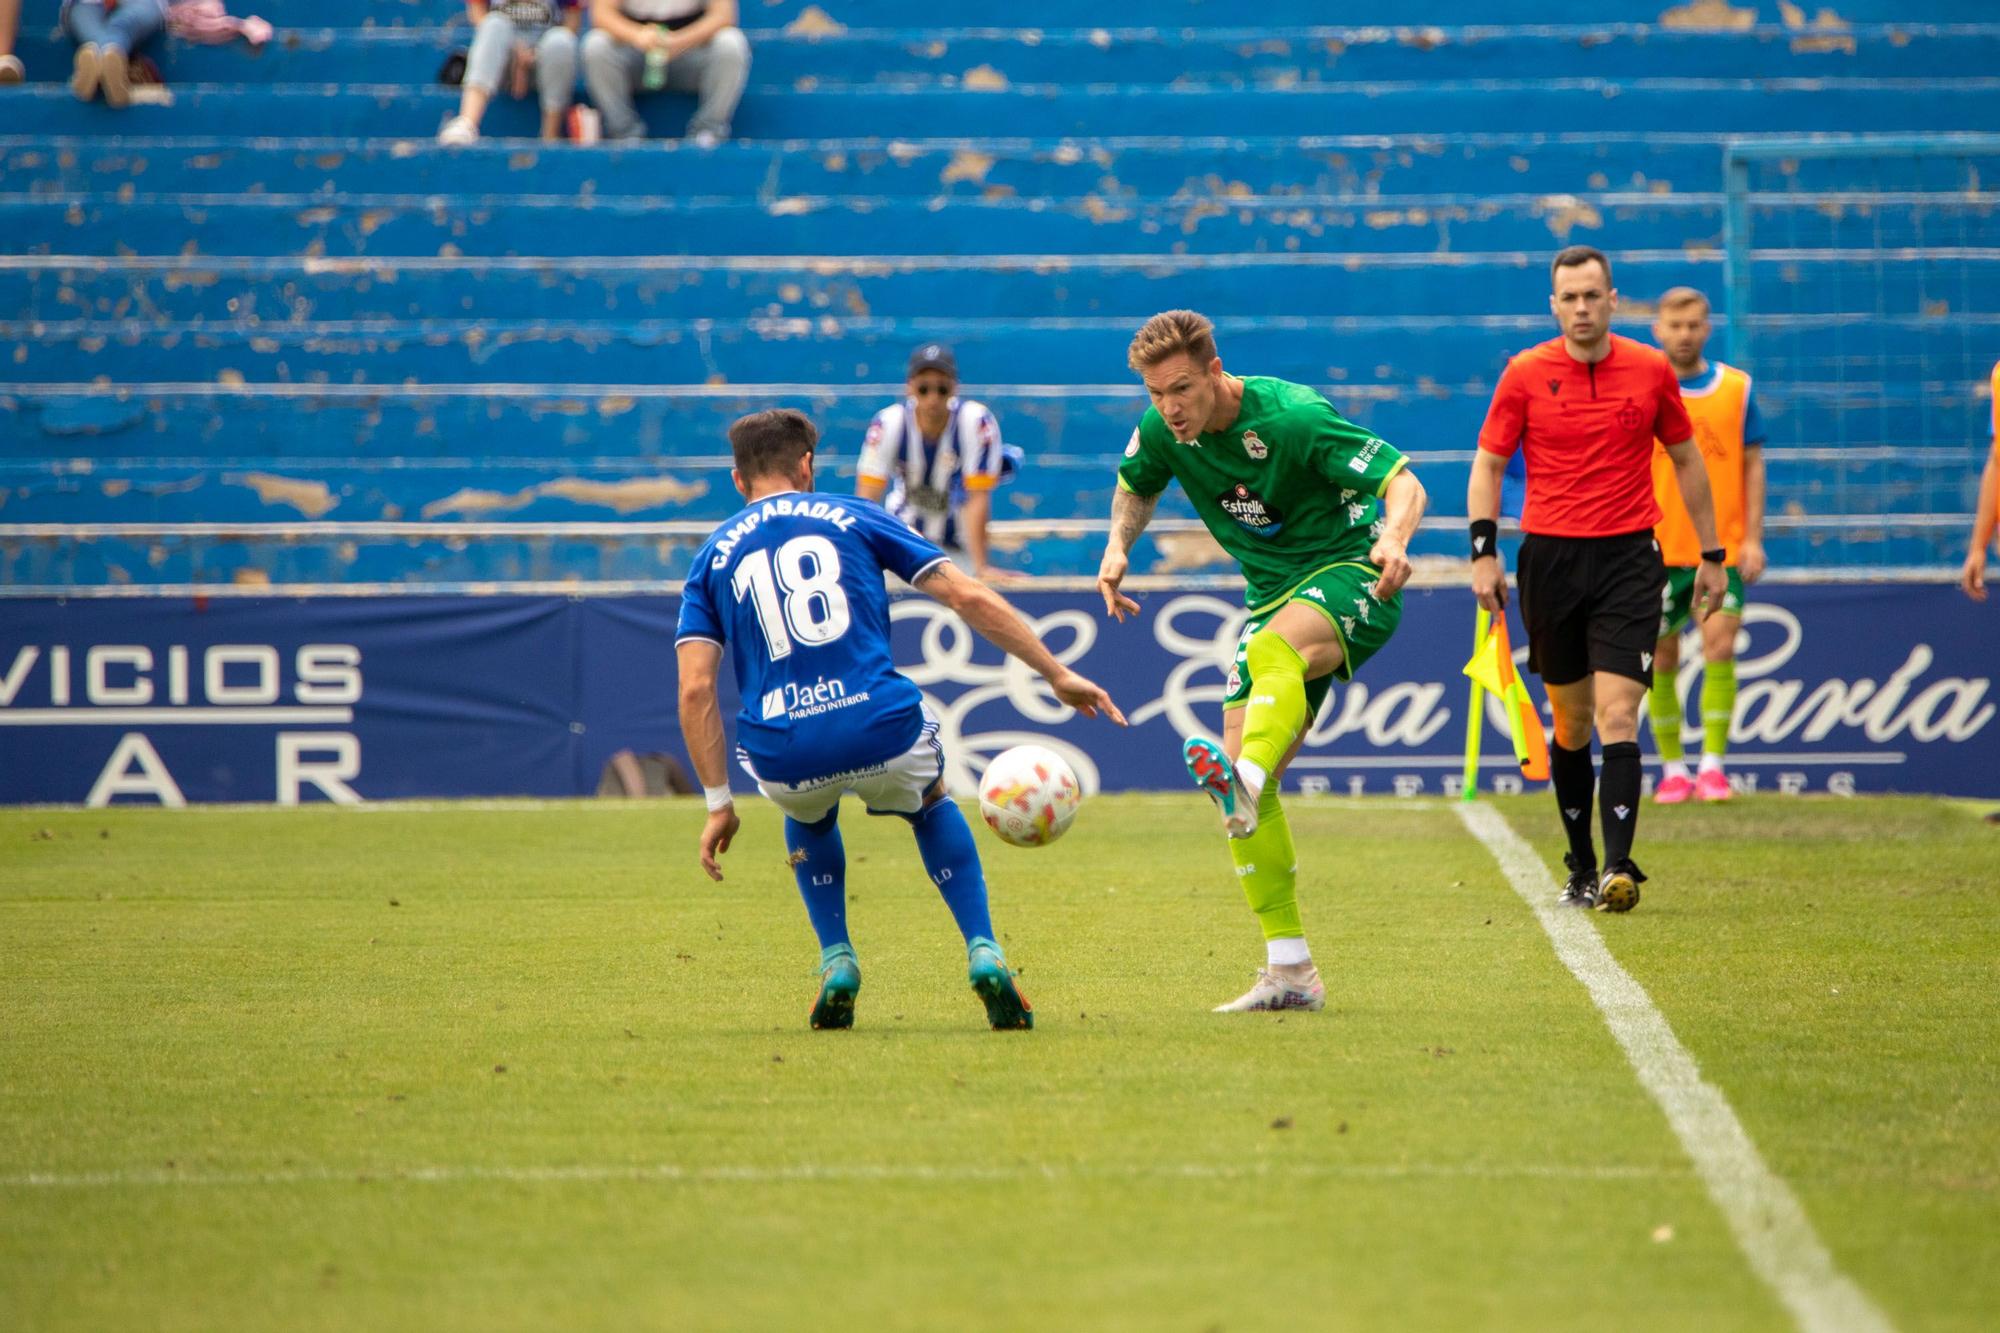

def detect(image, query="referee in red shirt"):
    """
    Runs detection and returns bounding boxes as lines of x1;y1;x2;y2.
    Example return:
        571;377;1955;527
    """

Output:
1469;246;1727;912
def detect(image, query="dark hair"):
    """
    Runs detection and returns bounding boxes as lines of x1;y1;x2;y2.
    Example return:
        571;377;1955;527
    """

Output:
1551;244;1612;287
728;408;818;481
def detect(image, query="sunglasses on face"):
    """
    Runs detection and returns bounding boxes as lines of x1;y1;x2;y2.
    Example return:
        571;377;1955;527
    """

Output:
912;383;954;398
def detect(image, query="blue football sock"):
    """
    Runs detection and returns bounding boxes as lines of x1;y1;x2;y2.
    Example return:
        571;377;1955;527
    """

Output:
910;798;995;946
783;810;849;951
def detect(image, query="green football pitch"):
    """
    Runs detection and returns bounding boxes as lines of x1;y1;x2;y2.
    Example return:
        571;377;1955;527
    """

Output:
3;795;1995;1332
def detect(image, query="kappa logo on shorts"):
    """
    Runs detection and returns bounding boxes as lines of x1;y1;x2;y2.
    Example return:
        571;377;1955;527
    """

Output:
1340;615;1356;635
1301;586;1326;602
1241;430;1268;460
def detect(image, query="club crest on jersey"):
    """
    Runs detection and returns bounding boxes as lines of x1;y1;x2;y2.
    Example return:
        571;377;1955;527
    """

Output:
1617;399;1644;429
1216;483;1284;535
1547;378;1563;396
1123;429;1141;459
1241;430;1268;460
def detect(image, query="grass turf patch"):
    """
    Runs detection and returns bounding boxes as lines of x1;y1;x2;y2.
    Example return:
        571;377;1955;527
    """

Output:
1;795;1991;1330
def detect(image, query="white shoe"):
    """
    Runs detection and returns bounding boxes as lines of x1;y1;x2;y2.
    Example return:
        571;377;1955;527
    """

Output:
689;128;722;149
99;46;129;109
1213;967;1325;1013
70;43;101;101
438;116;478;147
0;54;25;84
566;105;601;144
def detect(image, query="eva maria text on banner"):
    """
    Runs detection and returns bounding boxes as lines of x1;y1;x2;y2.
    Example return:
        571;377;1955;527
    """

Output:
0;585;1993;805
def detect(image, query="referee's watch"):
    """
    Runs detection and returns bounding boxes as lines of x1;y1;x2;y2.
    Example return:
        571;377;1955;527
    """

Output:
1700;547;1727;565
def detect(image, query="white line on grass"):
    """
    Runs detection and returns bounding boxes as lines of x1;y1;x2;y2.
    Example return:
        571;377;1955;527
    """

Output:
0;1159;1682;1191
1456;802;1894;1333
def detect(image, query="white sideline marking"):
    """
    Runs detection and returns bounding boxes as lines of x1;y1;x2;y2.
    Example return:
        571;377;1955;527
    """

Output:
1456;802;1894;1333
0;1159;1680;1192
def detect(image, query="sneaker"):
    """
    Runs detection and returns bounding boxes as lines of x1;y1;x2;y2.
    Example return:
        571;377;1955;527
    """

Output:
0;54;25;84
967;937;1033;1030
566;105;601;145
1654;772;1696;805
438;115;478;147
1183;736;1258;838
809;944;860;1030
98;46;129;108
1213;966;1325;1013
70;43;101;102
1558;851;1600;909
1596;859;1647;914
1696;768;1732;803
689;128;722;149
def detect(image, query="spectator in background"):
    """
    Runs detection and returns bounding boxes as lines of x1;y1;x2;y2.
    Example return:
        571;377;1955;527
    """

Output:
1;0;24;84
857;343;1021;581
440;1;582;145
580;0;749;146
63;0;169;108
1962;357;2000;601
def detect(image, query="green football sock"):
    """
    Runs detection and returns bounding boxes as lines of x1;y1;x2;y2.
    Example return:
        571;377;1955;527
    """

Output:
1228;783;1302;941
1649;669;1685;764
1237;628;1309;785
1702;658;1737;759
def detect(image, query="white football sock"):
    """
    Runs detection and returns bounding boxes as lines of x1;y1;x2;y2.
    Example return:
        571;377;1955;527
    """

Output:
1698;753;1725;775
1266;936;1312;967
1664;760;1691;782
1235;757;1269;799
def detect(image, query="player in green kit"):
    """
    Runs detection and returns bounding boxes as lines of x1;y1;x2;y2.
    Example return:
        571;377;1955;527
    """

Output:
1098;310;1429;1012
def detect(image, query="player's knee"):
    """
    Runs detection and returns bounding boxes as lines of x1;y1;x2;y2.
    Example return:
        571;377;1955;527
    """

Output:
1245;625;1306;681
1596;698;1641;742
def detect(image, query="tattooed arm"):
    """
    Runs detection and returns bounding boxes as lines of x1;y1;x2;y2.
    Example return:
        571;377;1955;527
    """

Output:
1097;486;1158;621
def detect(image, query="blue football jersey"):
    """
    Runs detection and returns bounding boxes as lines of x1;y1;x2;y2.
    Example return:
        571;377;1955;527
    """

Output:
676;490;950;784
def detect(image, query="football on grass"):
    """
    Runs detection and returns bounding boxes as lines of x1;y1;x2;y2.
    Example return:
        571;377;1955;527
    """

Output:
978;744;1082;848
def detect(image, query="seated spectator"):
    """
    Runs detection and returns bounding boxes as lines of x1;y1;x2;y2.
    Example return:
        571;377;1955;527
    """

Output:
580;0;749;146
1;0;23;84
63;0;169;108
857;344;1022;581
440;0;582;145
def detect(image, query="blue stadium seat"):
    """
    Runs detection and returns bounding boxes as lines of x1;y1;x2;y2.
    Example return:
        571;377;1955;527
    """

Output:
3;0;1997;585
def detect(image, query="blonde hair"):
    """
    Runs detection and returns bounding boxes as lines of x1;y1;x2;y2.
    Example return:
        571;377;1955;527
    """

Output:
1657;287;1711;315
1127;309;1218;372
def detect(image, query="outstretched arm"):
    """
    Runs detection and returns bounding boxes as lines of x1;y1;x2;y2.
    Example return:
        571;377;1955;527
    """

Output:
1368;468;1427;598
916;562;1126;725
1097;486;1157;621
676;639;740;881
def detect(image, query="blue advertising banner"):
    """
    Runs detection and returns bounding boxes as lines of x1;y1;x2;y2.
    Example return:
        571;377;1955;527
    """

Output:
0;584;1994;804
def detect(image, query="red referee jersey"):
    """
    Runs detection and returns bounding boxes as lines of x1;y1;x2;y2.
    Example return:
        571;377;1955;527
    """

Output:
1478;333;1693;538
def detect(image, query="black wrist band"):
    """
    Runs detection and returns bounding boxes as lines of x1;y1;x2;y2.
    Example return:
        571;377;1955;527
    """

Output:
1470;519;1499;561
1701;547;1727;564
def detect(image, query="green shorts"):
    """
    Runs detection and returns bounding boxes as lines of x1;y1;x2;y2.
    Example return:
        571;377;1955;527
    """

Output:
1222;561;1404;712
1659;565;1747;637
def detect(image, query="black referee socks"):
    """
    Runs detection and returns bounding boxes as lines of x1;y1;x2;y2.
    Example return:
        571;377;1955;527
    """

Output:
1600;741;1643;869
1550;741;1598;869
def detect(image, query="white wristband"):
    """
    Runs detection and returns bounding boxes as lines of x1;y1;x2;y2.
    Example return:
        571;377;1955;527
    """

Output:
703;785;734;813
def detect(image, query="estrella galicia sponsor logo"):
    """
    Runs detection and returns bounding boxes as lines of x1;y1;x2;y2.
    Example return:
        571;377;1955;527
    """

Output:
1216;483;1284;536
762;675;868;721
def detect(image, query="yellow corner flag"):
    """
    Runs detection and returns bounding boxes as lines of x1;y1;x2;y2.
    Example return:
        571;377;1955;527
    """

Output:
1462;612;1550;784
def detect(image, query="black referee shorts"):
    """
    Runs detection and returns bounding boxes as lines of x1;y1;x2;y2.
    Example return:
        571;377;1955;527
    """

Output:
1515;530;1666;687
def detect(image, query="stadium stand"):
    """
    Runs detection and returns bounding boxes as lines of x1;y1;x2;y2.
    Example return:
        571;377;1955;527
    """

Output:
3;0;1998;586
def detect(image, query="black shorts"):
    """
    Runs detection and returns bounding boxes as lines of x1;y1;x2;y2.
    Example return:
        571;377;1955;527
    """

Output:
1515;530;1665;687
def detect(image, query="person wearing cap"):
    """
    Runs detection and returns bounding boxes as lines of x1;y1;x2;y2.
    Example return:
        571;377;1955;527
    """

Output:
856;344;1021;580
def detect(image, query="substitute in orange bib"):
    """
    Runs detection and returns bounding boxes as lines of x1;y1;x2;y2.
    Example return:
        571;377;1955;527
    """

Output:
1962;358;2000;602
1470;246;1727;915
1646;288;1767;804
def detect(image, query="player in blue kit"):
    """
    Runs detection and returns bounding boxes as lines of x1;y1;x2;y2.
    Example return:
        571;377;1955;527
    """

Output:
676;409;1126;1031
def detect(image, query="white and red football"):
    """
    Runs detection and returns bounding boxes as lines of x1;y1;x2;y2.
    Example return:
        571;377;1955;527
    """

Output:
977;744;1082;848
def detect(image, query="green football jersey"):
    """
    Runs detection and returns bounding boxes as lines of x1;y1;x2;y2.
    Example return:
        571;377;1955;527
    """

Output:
1116;376;1409;612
